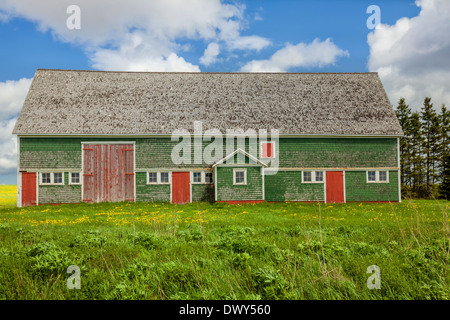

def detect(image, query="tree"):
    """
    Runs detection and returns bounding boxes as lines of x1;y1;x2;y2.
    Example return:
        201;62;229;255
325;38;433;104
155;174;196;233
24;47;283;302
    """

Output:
395;98;413;186
410;111;425;192
420;97;441;190
440;154;450;200
440;105;450;172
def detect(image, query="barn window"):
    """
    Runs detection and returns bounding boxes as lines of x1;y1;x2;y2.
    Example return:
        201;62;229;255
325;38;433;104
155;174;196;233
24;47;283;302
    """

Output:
205;172;213;184
233;169;247;185
367;171;376;182
302;171;324;183
367;170;389;183
69;172;81;185
41;173;51;184
40;172;64;185
303;171;312;182
160;172;170;184
148;172;158;184
261;141;275;158
193;172;202;183
379;171;387;182
315;171;324;182
53;173;63;184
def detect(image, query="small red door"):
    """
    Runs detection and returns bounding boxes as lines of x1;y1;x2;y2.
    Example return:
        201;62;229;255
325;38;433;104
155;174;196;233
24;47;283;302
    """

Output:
172;172;190;204
22;172;37;206
326;171;345;203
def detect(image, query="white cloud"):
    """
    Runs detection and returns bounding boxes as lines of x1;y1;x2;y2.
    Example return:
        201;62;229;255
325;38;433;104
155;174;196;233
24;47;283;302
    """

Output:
0;78;30;176
241;38;349;72
367;0;450;109
0;0;270;71
0;78;31;120
0;119;18;175
200;42;220;66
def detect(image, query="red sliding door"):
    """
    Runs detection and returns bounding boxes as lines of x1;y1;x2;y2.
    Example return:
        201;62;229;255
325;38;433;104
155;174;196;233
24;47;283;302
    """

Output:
326;171;345;203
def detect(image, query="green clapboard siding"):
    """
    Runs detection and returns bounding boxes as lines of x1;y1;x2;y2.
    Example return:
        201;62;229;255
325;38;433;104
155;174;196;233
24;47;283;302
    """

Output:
216;166;263;201
279;138;398;168
135;172;170;202
192;184;214;202
38;172;81;204
265;171;324;201
345;171;399;202
20;137;398;170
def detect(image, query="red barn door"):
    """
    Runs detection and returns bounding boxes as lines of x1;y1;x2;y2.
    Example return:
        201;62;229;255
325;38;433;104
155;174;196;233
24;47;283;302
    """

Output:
172;172;190;204
21;172;37;206
83;144;134;203
326;171;345;203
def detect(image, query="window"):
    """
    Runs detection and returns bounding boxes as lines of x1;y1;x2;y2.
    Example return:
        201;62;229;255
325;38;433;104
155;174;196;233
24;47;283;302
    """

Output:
233;169;247;185
40;172;64;185
69;172;81;185
147;172;171;184
41;173;51;184
379;171;387;182
192;171;214;184
193;172;202;183
303;171;312;182
205;172;213;184
261;141;275;158
367;170;389;183
315;171;324;182
160;172;169;184
302;171;325;183
148;172;158;184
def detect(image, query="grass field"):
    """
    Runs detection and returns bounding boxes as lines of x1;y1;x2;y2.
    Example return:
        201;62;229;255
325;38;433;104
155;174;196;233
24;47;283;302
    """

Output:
0;185;449;300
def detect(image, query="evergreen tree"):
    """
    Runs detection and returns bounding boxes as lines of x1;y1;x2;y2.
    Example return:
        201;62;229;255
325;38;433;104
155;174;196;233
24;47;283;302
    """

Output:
440;105;450;169
395;98;413;186
410;111;425;191
420;97;441;190
440;154;450;200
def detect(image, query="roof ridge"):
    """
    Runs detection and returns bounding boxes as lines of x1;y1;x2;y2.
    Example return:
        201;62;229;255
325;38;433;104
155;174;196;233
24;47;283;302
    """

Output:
35;68;378;75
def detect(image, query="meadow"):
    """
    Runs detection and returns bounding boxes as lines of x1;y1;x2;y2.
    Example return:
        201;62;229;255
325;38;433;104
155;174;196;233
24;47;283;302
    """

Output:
0;185;449;300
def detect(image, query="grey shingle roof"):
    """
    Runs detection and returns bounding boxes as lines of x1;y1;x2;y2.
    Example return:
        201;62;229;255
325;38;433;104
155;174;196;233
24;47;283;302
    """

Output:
12;69;403;136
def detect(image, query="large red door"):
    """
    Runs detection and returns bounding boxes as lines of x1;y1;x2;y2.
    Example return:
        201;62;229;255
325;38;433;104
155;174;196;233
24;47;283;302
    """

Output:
326;171;345;203
83;144;134;203
172;172;190;204
22;172;37;207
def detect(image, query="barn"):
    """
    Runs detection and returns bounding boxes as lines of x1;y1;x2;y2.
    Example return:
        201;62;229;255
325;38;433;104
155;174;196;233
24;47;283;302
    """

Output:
12;69;403;207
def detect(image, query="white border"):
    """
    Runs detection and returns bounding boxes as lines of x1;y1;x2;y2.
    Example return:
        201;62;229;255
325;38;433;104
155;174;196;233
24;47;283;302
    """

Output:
366;170;389;183
260;141;276;159
39;172;65;185
397;137;401;203
301;170;325;183
69;172;82;185
233;168;247;185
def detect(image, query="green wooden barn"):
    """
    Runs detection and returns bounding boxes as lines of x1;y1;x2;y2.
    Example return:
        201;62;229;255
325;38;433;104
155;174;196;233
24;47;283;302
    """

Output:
12;69;403;206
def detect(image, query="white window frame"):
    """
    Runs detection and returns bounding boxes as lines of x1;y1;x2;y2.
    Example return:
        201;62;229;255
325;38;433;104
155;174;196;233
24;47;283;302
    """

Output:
233;168;247;185
191;171;214;184
147;171;171;185
260;141;276;159
69;172;81;185
367;170;389;183
39;172;65;185
302;170;324;183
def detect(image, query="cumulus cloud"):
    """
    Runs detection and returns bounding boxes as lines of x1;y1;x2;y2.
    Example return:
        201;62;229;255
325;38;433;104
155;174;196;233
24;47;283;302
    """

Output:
0;78;31;178
199;42;221;66
0;0;270;71
367;0;450;109
241;38;349;72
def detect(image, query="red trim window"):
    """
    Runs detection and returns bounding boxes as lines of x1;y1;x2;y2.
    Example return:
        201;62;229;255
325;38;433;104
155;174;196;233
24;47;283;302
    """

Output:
261;141;275;158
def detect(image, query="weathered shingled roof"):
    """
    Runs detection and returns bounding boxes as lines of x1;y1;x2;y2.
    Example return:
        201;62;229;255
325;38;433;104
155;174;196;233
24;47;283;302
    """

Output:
13;69;403;136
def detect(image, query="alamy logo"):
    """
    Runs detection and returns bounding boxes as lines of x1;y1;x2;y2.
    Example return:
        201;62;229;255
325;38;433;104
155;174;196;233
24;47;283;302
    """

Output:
171;121;279;175
366;265;381;289
366;5;381;30
67;265;81;289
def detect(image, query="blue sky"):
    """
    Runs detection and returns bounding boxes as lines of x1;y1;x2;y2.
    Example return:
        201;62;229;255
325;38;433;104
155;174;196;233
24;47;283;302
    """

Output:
0;0;449;184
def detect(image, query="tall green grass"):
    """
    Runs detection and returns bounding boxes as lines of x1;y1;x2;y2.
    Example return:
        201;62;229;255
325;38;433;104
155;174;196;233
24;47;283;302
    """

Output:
0;187;449;300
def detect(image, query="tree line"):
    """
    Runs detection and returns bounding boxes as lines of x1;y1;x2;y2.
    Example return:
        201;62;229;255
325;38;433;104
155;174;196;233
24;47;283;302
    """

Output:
395;97;450;199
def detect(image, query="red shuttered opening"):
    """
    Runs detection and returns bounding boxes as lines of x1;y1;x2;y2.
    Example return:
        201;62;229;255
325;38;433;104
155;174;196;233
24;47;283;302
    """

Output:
22;172;37;207
172;172;190;204
326;171;345;203
83;144;134;203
